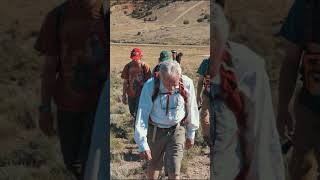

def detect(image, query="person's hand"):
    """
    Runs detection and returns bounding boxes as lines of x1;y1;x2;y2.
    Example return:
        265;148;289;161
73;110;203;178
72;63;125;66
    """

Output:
185;139;194;150
139;150;152;160
276;114;293;142
196;95;202;107
122;95;128;104
39;112;55;136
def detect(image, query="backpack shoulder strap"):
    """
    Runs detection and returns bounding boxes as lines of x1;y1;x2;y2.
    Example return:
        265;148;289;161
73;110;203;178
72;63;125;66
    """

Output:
141;61;145;70
153;64;161;77
53;2;67;72
141;62;148;81
152;75;160;102
179;77;188;103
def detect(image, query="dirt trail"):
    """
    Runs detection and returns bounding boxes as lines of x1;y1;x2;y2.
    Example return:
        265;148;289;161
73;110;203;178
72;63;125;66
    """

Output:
172;0;205;23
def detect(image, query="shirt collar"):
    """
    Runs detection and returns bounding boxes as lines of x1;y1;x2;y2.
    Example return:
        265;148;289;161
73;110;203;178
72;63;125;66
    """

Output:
159;80;179;94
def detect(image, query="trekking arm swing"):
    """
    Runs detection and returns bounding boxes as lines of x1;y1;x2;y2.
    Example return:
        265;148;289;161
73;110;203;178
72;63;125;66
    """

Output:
196;76;204;106
39;56;59;136
41;56;59;107
122;80;128;104
277;42;303;140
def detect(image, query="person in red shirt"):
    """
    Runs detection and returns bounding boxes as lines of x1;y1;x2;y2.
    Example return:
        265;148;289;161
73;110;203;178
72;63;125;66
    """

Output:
34;0;108;179
121;48;152;125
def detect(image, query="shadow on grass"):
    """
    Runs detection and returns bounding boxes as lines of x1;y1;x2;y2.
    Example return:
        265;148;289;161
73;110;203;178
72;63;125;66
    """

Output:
110;123;128;139
123;151;141;162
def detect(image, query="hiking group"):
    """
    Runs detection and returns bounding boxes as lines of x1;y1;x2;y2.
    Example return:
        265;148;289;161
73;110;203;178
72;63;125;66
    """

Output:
121;6;284;179
121;1;320;180
33;0;320;179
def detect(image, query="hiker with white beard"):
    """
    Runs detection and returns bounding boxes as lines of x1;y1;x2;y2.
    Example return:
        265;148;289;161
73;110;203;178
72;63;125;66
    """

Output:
134;60;199;180
208;3;285;180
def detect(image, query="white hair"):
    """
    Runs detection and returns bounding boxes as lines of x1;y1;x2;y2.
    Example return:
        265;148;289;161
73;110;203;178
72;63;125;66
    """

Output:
159;60;182;78
211;3;229;43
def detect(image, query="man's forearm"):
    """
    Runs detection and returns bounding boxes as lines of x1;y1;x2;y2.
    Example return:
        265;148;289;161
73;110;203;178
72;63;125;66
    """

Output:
122;81;128;96
41;72;56;105
197;79;203;97
277;43;302;132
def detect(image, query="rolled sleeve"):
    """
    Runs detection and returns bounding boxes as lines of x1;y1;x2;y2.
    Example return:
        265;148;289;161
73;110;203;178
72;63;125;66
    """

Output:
134;79;154;152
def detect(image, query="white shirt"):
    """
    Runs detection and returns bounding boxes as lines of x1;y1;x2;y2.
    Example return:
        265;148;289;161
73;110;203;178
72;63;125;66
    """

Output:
134;75;200;152
221;41;285;180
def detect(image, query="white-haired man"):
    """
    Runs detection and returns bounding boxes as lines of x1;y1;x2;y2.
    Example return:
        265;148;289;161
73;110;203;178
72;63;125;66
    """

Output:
207;3;285;180
134;60;199;180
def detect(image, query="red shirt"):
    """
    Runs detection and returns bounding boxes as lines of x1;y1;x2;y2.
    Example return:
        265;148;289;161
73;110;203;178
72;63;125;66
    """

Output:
121;60;151;98
35;0;108;112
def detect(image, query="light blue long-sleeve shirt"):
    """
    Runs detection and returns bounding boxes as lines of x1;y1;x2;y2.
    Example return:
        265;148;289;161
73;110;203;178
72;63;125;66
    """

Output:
84;80;109;180
134;75;199;152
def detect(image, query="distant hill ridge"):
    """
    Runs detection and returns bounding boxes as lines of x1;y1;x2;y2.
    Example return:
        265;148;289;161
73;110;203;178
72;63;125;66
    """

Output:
111;0;193;19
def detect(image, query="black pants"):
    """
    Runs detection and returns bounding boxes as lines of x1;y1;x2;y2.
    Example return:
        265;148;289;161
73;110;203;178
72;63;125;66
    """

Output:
57;110;96;180
128;96;140;127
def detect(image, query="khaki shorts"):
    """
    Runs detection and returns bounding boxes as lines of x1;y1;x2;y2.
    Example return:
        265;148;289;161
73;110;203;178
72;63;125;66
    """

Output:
200;92;210;143
147;123;185;175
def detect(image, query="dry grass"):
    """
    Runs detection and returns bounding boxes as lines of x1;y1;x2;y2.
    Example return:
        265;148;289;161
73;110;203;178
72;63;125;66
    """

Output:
111;1;210;45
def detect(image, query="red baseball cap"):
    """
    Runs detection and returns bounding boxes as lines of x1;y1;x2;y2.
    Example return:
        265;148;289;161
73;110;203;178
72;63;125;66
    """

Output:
130;48;142;60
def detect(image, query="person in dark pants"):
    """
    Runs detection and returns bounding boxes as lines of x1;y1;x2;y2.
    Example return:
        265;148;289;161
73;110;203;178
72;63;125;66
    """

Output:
121;48;152;123
35;0;108;179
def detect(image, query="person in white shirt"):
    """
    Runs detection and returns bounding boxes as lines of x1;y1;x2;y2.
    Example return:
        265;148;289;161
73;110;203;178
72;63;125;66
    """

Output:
134;60;199;180
208;3;285;180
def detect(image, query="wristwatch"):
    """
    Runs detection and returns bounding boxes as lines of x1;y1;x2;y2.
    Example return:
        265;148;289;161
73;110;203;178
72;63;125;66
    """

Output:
38;105;51;113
